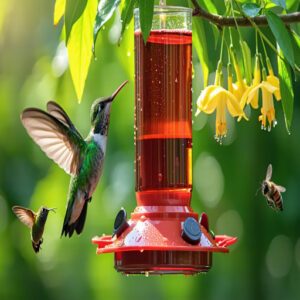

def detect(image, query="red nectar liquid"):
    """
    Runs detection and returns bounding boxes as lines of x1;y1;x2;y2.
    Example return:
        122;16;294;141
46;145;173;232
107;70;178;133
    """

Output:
135;30;192;206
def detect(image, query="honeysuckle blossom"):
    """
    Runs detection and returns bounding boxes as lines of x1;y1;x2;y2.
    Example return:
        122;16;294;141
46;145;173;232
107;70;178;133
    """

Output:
196;62;247;143
266;57;281;101
240;67;280;131
247;54;261;109
230;46;249;104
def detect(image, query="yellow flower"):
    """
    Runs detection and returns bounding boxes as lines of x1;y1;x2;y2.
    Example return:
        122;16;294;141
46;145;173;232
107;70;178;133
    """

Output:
196;66;247;142
266;57;281;101
248;54;261;109
240;68;280;130
230;46;249;104
232;79;248;103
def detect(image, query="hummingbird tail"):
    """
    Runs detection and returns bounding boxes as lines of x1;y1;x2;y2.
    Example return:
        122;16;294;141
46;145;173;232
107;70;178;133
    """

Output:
32;240;42;253
61;200;89;238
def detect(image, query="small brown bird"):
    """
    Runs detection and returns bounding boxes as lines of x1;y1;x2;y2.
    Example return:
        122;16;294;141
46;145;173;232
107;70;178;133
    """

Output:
12;206;56;253
262;164;286;211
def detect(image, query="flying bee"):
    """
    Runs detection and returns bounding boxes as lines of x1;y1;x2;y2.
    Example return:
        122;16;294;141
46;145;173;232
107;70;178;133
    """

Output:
262;164;286;211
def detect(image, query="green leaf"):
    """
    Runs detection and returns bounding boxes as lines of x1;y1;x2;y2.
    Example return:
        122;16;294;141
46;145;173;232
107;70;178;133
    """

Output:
240;40;252;85
188;1;217;87
286;0;299;11
54;0;66;26
277;47;294;134
290;30;300;79
291;30;300;68
94;0;121;48
119;0;136;43
266;10;295;68
198;0;218;14
193;19;210;87
242;3;261;17
67;0;98;102
65;0;87;43
265;2;284;14
139;0;154;43
271;0;286;9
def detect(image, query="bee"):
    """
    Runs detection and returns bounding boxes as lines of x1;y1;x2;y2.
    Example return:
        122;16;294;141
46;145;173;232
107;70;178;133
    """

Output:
262;164;286;211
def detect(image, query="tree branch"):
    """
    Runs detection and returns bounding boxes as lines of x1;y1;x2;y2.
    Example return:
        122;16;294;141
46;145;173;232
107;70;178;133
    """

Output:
191;0;300;27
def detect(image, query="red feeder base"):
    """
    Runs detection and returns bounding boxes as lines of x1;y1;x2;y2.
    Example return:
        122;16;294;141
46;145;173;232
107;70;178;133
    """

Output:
92;204;237;275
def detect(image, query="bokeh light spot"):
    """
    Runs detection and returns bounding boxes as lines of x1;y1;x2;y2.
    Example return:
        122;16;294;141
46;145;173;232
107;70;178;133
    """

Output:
194;152;224;208
294;238;300;269
266;235;293;278
0;195;8;233
216;209;243;239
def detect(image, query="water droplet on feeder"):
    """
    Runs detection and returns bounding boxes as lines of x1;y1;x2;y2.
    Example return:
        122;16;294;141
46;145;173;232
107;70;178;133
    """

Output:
158;173;163;182
127;51;131;57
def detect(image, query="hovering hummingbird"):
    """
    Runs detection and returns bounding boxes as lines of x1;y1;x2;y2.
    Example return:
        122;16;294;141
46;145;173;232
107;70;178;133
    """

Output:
12;205;56;253
20;81;128;237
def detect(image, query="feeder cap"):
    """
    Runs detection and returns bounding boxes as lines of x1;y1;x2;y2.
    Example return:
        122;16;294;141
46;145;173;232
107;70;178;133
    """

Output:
181;217;202;245
113;208;129;237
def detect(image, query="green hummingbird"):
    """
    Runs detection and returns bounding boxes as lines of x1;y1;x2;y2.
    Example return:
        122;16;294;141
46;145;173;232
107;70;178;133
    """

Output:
12;205;56;253
20;80;128;237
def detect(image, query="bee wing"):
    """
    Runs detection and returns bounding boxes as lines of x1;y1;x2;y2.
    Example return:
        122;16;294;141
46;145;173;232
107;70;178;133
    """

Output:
265;164;273;181
12;206;36;228
275;184;286;193
21;108;86;176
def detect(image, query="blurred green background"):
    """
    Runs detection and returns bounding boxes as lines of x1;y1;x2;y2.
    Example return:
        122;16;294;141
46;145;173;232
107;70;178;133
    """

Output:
0;0;300;299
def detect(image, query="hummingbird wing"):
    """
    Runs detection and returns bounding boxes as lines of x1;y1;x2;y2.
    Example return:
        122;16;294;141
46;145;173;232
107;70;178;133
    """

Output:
46;101;83;140
21;108;86;175
12;206;36;228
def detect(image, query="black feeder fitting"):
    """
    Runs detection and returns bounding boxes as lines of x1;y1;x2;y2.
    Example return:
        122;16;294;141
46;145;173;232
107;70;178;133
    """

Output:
113;208;129;238
181;217;202;245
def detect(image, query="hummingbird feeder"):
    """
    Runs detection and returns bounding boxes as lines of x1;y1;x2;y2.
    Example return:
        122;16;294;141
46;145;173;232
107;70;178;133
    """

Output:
92;6;237;275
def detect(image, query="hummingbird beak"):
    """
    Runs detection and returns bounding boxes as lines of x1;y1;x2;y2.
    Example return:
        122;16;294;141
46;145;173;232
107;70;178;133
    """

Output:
109;80;128;102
